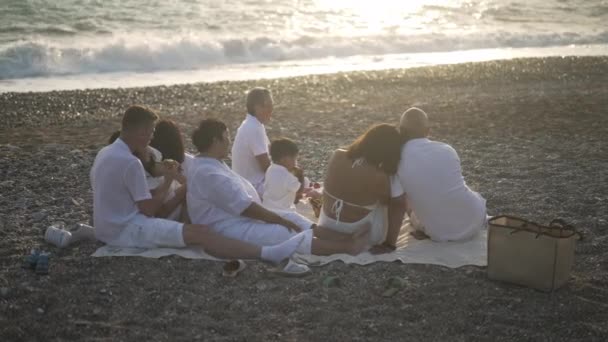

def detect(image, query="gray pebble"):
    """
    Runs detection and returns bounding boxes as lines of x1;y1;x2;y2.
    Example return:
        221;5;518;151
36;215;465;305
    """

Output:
255;282;267;291
31;211;47;222
1;144;20;151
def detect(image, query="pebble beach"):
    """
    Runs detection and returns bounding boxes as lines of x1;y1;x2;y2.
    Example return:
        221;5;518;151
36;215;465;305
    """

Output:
1;56;608;341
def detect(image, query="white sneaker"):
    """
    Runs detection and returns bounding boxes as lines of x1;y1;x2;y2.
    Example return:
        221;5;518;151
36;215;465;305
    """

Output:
44;226;72;248
270;259;311;277
69;223;96;243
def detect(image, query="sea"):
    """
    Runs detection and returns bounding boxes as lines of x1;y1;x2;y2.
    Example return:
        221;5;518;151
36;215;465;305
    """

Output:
1;0;607;92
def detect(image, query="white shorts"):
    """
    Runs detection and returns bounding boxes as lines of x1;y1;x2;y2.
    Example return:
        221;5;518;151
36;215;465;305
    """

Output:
211;211;314;253
319;205;388;246
108;216;185;248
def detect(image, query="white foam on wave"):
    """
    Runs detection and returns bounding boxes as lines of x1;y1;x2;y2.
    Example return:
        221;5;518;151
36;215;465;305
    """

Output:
2;30;608;80
3;44;608;93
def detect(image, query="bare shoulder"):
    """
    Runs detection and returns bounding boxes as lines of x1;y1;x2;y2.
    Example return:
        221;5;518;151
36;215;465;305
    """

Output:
326;149;349;183
329;149;347;162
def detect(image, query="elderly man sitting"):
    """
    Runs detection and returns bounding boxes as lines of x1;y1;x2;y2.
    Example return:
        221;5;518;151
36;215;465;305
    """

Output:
388;107;487;243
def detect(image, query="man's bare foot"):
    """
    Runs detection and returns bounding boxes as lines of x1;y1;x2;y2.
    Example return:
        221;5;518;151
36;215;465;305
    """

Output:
410;230;429;240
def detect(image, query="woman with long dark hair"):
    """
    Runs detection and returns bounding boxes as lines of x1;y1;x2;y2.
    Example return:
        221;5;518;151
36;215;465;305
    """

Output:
149;119;196;178
320;123;402;248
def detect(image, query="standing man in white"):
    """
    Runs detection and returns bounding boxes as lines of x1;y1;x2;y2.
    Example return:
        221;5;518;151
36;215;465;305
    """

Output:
231;87;273;196
387;107;487;243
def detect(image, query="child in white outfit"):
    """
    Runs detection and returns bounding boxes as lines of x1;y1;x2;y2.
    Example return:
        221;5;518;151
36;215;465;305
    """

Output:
263;138;304;212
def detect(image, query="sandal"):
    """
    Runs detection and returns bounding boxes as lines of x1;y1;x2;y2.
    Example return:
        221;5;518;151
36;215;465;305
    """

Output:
35;252;50;275
222;260;247;278
22;249;40;270
382;277;406;297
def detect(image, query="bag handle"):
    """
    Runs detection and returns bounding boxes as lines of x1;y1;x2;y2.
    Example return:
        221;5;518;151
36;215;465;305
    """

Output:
549;219;584;241
505;219;546;239
490;215;583;240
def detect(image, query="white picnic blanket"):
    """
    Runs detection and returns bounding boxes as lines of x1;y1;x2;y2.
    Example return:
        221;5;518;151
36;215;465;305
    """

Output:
92;216;487;268
294;221;487;267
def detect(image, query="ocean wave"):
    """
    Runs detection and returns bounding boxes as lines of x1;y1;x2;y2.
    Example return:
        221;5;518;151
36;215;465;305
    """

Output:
2;31;608;79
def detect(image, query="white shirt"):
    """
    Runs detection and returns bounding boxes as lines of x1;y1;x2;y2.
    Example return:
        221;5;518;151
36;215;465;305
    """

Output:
145;147;165;190
182;152;195;179
90;138;151;243
146;149;195;187
263;163;301;211
187;157;260;227
391;138;486;241
145;147;183;221
231;114;270;194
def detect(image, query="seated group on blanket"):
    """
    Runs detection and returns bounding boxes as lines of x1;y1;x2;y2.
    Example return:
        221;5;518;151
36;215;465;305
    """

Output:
90;87;487;272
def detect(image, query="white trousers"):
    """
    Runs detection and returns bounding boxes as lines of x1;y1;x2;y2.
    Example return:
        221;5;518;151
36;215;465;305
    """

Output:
105;215;185;248
212;211;314;254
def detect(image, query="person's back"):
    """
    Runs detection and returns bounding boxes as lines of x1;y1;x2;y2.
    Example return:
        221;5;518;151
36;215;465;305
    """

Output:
91;138;149;243
231;115;269;188
393;107;486;242
399;138;486;241
262;138;303;212
231;88;274;195
324;150;389;222
321;124;402;246
263;163;300;211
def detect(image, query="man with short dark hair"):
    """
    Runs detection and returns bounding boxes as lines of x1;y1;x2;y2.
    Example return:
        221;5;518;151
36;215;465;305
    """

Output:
90;106;304;264
231;87;274;196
